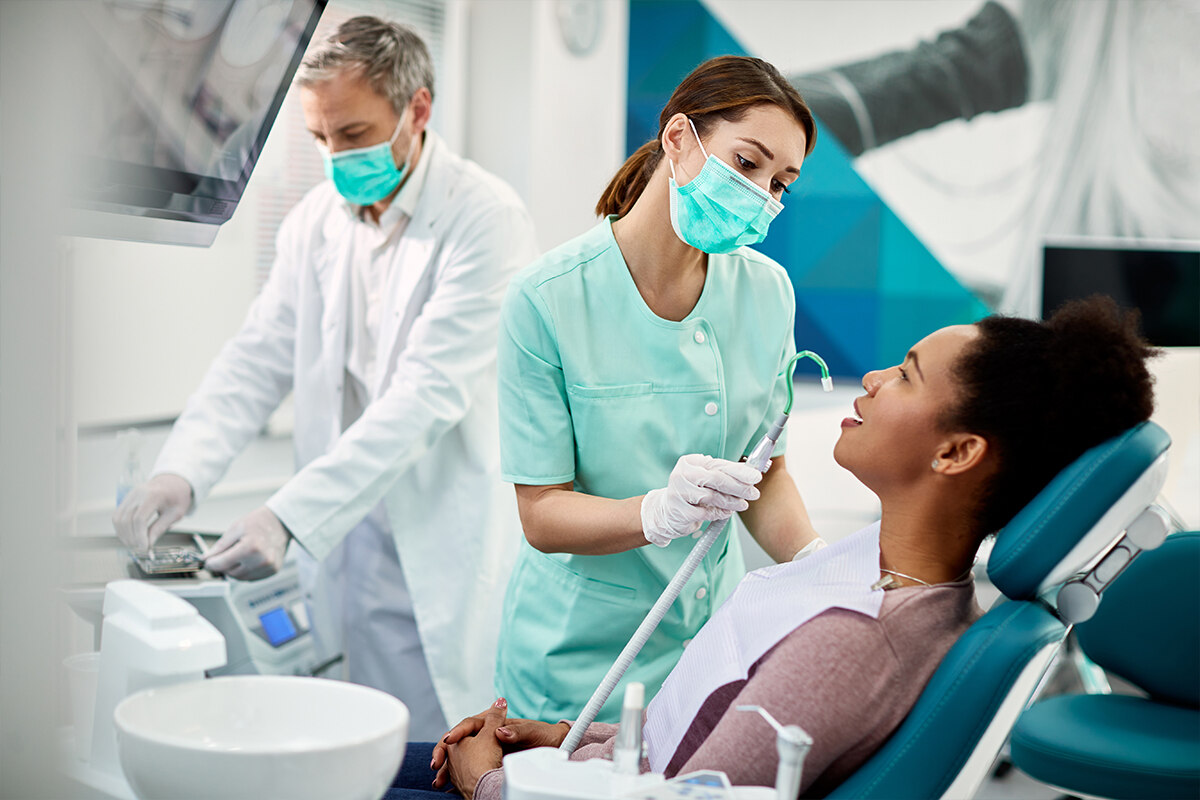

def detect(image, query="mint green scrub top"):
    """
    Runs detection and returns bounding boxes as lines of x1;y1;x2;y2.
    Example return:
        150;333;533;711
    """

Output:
494;217;796;723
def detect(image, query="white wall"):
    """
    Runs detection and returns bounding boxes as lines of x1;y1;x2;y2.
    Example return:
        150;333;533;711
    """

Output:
464;0;628;253
1;2;83;792
69;197;263;427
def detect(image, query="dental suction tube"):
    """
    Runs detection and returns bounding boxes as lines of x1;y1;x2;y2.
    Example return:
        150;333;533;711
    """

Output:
559;351;830;756
559;413;787;754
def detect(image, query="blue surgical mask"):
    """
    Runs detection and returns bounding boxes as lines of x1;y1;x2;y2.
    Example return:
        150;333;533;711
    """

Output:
667;117;784;254
317;115;411;206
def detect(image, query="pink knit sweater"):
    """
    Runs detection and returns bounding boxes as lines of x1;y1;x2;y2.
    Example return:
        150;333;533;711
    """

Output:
476;580;980;798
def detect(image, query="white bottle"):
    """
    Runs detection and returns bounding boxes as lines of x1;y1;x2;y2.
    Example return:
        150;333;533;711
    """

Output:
115;428;144;507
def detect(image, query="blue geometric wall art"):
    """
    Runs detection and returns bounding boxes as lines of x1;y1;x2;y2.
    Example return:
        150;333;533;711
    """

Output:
628;0;990;379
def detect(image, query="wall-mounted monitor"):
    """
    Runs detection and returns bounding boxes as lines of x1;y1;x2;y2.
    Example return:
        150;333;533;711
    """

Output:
68;0;327;247
1042;238;1200;347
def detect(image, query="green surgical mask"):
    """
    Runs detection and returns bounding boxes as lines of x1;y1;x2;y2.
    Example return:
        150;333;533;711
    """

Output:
667;117;784;254
317;114;411;206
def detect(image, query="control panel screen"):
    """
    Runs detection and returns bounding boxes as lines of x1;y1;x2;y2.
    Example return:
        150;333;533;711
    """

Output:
258;607;299;647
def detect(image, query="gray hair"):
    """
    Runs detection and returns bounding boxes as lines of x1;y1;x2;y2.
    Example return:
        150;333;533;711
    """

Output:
296;16;435;113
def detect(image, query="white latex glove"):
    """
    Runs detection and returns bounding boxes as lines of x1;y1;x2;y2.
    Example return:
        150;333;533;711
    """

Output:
202;506;291;581
641;454;764;547
112;473;194;554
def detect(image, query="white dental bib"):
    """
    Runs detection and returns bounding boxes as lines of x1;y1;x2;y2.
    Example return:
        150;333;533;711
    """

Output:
644;522;885;772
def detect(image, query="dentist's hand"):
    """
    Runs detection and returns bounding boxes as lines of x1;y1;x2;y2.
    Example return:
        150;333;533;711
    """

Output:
641;454;763;547
202;507;290;581
112;474;194;554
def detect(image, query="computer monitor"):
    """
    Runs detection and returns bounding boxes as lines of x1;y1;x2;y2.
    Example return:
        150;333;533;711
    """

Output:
1041;237;1200;347
68;0;327;246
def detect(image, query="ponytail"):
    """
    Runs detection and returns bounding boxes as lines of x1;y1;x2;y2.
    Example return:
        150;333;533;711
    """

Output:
595;138;662;218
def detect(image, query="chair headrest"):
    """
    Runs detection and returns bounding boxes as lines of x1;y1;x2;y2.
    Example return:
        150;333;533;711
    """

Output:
987;421;1171;601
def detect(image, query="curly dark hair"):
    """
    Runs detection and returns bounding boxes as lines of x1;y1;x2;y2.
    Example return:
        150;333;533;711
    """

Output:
944;295;1158;536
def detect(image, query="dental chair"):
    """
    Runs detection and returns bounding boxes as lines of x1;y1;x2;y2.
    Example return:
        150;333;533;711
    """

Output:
1008;529;1200;799
827;420;1173;799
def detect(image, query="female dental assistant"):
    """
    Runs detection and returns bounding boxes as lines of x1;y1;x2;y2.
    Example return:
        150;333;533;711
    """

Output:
494;56;823;723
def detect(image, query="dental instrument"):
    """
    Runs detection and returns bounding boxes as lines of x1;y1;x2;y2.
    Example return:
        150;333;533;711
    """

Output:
131;546;205;576
736;705;813;800
560;350;831;754
612;682;646;775
783;351;833;411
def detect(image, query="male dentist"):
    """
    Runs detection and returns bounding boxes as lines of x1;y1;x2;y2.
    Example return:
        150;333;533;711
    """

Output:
113;17;538;739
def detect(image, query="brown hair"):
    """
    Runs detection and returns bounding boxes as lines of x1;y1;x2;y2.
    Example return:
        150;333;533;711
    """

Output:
595;56;816;218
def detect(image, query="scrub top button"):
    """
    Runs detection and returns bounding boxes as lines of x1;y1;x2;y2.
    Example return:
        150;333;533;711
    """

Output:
704;402;718;416
695;587;707;600
694;330;706;344
682;638;693;648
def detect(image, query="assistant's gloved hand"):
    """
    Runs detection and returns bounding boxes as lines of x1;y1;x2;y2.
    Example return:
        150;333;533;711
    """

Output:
202;506;291;581
112;473;194;554
641;454;763;547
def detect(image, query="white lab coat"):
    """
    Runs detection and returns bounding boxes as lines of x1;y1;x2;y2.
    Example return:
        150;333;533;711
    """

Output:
154;131;538;724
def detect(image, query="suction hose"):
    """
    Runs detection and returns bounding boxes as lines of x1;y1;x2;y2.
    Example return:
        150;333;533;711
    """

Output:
560;413;788;753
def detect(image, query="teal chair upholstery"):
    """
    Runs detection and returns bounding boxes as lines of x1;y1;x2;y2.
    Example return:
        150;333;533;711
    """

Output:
827;421;1172;799
1009;531;1200;800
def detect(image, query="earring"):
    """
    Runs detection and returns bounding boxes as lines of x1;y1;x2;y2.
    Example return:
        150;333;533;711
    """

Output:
931;459;940;470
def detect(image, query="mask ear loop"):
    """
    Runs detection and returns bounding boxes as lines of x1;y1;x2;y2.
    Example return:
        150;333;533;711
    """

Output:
686;117;710;160
387;109;407;146
391;108;421;175
669;116;710;184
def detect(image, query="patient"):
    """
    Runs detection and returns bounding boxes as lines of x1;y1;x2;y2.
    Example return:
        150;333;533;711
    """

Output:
385;296;1155;799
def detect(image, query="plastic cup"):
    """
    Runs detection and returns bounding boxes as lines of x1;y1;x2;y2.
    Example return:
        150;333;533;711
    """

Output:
63;652;100;762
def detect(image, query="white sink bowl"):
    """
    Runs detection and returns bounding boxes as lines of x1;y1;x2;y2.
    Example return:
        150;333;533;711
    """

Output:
114;676;408;800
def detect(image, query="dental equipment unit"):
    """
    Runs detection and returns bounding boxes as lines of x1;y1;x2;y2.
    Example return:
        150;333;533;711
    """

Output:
64;580;227;799
504;701;814;799
63;580;408;800
737;705;814;800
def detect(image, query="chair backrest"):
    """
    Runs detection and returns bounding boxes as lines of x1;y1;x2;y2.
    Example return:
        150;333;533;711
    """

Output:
1075;530;1200;708
828;422;1171;799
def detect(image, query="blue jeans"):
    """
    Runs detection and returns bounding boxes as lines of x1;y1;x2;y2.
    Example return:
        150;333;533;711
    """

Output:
384;742;462;798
